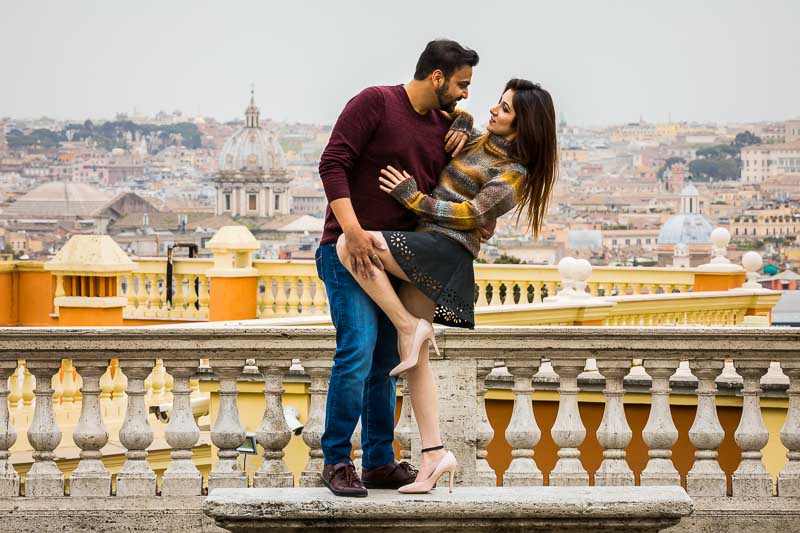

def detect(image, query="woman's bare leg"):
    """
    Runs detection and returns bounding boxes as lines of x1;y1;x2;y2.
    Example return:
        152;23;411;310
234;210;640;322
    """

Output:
398;282;448;481
336;231;421;364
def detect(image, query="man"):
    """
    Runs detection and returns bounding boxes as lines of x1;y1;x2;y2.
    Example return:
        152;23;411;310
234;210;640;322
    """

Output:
316;39;479;497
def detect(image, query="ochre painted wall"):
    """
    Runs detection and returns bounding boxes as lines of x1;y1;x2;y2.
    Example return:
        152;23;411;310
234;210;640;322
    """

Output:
209;277;258;321
17;271;57;326
694;272;746;292
59;306;124;326
0;271;16;325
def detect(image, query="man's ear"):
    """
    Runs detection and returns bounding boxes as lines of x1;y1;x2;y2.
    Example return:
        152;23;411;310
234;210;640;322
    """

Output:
431;69;445;90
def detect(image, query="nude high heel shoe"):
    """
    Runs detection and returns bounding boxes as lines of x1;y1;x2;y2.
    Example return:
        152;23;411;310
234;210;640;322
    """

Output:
389;319;439;377
397;446;457;494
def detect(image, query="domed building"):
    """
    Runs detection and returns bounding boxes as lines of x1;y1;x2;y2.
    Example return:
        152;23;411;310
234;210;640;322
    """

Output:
656;182;715;267
214;90;292;218
2;181;114;218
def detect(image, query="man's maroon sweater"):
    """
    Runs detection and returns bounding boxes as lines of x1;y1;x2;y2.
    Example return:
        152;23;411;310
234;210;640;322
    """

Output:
319;85;452;245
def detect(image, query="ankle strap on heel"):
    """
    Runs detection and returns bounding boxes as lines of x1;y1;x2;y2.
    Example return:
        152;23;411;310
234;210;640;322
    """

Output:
421;445;444;453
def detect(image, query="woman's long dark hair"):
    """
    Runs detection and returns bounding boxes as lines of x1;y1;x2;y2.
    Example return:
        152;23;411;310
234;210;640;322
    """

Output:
503;78;559;239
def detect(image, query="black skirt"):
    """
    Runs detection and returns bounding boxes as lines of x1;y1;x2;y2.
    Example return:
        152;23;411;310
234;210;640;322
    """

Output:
382;230;475;329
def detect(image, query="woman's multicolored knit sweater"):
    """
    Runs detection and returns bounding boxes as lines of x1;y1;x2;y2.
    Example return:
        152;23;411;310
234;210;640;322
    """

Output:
389;131;527;257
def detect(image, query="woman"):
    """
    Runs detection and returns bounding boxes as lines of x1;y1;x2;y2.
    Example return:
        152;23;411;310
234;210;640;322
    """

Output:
336;79;559;493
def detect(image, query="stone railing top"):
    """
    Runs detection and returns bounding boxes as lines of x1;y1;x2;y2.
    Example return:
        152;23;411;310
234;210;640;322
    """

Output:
203;486;692;525
0;325;797;362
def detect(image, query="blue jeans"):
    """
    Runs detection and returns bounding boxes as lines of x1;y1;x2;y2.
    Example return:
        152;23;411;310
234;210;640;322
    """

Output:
315;243;399;467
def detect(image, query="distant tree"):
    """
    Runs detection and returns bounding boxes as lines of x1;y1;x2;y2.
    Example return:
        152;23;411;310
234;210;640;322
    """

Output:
734;130;762;147
656;157;686;180
689;158;740;181
494;254;523;264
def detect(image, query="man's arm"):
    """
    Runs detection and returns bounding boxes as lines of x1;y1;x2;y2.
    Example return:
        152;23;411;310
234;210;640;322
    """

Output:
319;87;386;279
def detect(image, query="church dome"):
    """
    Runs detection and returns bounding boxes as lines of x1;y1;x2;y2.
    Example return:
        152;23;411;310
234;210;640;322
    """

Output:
218;90;286;174
656;214;714;245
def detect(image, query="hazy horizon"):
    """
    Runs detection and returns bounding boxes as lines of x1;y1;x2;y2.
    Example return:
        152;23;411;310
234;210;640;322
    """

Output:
2;0;798;127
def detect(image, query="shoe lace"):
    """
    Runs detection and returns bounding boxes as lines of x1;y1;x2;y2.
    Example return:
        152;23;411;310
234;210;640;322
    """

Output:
336;464;357;484
395;461;419;478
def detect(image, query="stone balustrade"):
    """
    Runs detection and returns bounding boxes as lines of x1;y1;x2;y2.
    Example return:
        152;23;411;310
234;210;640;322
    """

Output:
0;325;797;499
120;258;213;321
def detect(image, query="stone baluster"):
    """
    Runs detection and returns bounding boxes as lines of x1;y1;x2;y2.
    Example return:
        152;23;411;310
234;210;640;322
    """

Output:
161;359;202;496
287;276;301;316
488;281;501;306
70;360;112;496
274;276;288;317
501;281;514;306
640;359;680;485
7;364;22;410
145;274;160;317
779;363;800;496
208;359;248;491
351;418;363;474
594;359;634;486
299;363;330;487
311;279;327;315
151;359;166;402
262;278;276;318
532;281;544;303
172;273;185;317
474;360;496;486
475;280;490;307
25;360;64;496
503;362;543;486
254;362;294;488
686;360;726;495
299;277;314;315
549;358;589;486
0;361;19;496
197;276;210;319
395;379;414;462
732;361;773;497
116;360;157;496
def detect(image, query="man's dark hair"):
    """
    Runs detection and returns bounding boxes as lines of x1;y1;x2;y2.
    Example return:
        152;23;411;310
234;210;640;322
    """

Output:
413;39;479;81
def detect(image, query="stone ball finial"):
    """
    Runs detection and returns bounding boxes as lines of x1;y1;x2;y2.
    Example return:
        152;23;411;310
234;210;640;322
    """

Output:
573;259;593;282
742;251;763;273
710;227;731;248
557;257;577;279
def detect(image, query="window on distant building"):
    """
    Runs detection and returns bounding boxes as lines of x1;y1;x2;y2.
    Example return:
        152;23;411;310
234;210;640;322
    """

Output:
224;194;231;211
248;194;257;211
275;194;280;210
625;239;630;245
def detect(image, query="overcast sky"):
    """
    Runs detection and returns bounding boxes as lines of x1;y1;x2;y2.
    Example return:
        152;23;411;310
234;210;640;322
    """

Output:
1;0;798;127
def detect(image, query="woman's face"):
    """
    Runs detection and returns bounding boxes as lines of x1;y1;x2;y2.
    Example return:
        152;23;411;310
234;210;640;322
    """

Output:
487;89;516;140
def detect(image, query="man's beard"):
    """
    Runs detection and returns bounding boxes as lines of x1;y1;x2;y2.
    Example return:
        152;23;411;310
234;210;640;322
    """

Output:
436;84;458;113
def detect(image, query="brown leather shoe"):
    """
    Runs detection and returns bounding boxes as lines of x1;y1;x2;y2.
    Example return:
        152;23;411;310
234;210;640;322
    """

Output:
361;460;418;489
321;462;368;497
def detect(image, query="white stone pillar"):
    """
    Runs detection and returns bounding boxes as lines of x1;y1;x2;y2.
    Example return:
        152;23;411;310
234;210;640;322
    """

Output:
503;362;543;486
253;363;293;488
549;359;589;486
70;360;112;496
208;359;249;491
25;360;64;497
0;361;20;497
686;360;726;496
779;364;800;496
594;359;634;486
640;359;680;486
732;361;773;497
161;360;203;496
116;360;157;496
299;364;330;487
